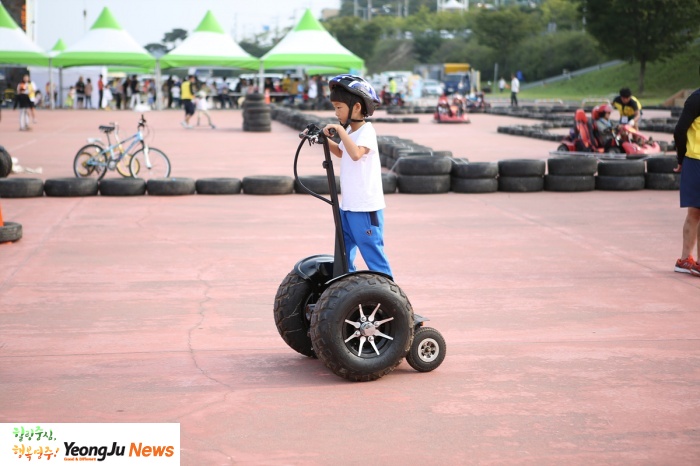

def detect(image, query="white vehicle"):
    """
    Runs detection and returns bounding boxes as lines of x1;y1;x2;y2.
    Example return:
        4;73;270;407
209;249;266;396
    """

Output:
422;79;444;97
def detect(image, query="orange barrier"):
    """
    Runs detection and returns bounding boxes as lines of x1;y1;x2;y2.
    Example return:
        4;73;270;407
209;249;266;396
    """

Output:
0;202;4;226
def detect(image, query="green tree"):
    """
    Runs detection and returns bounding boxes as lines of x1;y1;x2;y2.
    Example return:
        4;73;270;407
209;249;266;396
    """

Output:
324;16;382;60
582;0;700;94
541;0;581;31
472;7;539;73
161;28;188;50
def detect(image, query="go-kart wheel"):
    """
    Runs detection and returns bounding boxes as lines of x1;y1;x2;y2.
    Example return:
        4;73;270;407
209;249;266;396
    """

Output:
406;327;446;372
273;271;316;357
311;273;414;382
607;147;621;154
556;144;569;152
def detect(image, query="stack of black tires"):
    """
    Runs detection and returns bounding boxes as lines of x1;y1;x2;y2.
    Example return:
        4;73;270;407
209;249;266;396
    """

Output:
242;93;271;132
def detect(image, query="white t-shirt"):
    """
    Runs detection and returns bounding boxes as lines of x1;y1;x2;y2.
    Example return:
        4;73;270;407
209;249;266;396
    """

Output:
196;96;208;111
338;122;385;212
511;77;520;93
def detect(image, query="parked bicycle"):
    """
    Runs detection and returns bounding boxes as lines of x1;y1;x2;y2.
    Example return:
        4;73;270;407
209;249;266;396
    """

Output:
73;115;171;180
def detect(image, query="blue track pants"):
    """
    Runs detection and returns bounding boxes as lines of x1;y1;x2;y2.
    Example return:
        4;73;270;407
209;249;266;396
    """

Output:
340;209;393;278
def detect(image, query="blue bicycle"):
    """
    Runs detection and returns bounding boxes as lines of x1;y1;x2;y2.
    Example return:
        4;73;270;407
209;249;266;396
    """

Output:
73;115;171;180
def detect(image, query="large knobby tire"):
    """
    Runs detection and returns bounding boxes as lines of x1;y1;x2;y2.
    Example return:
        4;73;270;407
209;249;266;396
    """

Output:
395;156;452;176
311;273;414;382
99;178;147;196
451;161;498;179
597;160;645;177
0;146;12;178
498;176;544;192
645;173;680;190
274;271;316;358
406;327;446;373
544;175;595;192
547;157;598;176
595;175;645;191
44;178;98;197
195;178;242;195
242;175;294;195
146;178;196;196
397;174;451;194
0;221;22;243
498;159;546;177
451;177;498;193
0;178;44;198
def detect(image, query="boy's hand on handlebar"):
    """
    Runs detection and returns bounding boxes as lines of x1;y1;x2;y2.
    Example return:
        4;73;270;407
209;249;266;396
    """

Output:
323;124;342;138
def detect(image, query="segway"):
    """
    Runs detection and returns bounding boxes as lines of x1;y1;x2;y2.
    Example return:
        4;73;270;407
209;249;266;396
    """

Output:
273;123;446;382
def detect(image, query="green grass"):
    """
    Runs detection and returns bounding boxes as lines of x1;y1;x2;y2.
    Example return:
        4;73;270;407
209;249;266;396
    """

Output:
516;43;700;105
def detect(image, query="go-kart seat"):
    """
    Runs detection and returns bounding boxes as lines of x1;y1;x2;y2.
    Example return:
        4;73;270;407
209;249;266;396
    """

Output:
574;109;597;151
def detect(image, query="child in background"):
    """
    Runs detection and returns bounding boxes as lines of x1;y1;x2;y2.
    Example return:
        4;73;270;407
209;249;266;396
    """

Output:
195;91;216;129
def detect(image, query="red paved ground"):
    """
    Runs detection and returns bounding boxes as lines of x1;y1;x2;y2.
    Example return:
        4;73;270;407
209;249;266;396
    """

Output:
1;106;699;465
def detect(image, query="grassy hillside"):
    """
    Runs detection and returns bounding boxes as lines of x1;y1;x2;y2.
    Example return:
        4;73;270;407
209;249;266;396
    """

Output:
517;43;700;105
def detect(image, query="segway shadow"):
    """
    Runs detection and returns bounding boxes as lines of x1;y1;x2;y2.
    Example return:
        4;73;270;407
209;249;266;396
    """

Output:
273;124;446;382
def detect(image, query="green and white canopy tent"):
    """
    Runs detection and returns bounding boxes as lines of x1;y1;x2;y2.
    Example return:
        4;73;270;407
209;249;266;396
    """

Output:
0;1;49;66
161;10;258;70
53;7;155;69
259;9;364;85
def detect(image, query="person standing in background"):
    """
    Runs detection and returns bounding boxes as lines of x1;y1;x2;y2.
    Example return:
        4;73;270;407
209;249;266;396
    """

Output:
97;74;104;110
510;73;520;107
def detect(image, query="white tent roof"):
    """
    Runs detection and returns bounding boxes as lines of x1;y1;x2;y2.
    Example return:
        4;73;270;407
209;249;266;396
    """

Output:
161;11;258;70
53;7;154;69
261;9;363;72
0;1;48;66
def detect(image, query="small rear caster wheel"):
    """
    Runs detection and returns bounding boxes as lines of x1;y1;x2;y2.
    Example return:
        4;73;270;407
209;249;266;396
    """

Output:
406;327;445;372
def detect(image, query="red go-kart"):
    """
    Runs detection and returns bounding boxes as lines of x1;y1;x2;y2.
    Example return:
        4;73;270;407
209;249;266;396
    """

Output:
434;95;470;124
556;107;661;159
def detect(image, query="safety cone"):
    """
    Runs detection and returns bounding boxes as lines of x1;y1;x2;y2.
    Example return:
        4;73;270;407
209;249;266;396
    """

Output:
264;88;271;105
0;201;4;227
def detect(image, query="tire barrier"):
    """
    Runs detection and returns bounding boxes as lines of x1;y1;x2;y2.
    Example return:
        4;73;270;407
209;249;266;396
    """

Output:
294;175;340;195
0;178;44;198
195;177;242;195
498;159;545;193
595;160;646;191
382;173;397;194
0;221;22;243
645;156;680;190
544;156;597;192
99;178;147;196
242;93;271;132
0;146;12;178
242;175;294;195
146;178;196;196
44;178;99;197
450;160;498;193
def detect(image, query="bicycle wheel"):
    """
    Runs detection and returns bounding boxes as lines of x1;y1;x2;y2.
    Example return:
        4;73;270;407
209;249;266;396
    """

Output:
116;153;138;177
73;144;108;180
130;147;170;179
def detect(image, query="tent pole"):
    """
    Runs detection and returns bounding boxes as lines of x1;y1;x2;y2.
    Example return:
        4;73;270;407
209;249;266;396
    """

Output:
155;59;163;111
49;58;54;109
58;67;63;108
258;60;264;94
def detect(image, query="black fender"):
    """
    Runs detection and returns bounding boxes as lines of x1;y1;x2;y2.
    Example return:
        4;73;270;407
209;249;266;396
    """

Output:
293;255;394;292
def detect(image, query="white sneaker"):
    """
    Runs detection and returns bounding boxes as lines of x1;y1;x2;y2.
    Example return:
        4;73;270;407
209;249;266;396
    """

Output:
180;121;187;128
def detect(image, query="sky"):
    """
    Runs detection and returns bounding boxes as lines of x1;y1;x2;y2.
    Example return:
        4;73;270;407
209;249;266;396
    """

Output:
31;0;341;51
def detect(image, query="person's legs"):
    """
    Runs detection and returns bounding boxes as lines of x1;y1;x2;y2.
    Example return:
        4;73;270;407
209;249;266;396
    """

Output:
341;210;393;277
340;209;359;272
681;207;700;259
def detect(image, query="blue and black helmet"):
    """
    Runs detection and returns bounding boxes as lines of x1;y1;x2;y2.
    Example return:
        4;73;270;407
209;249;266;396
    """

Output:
329;74;381;117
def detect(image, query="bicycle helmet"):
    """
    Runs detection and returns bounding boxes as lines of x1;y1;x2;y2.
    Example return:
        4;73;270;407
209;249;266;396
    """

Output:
329;74;381;125
599;103;613;115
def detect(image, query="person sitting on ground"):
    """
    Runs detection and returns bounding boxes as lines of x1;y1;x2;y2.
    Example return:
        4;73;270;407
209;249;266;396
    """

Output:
612;87;642;131
593;104;616;150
